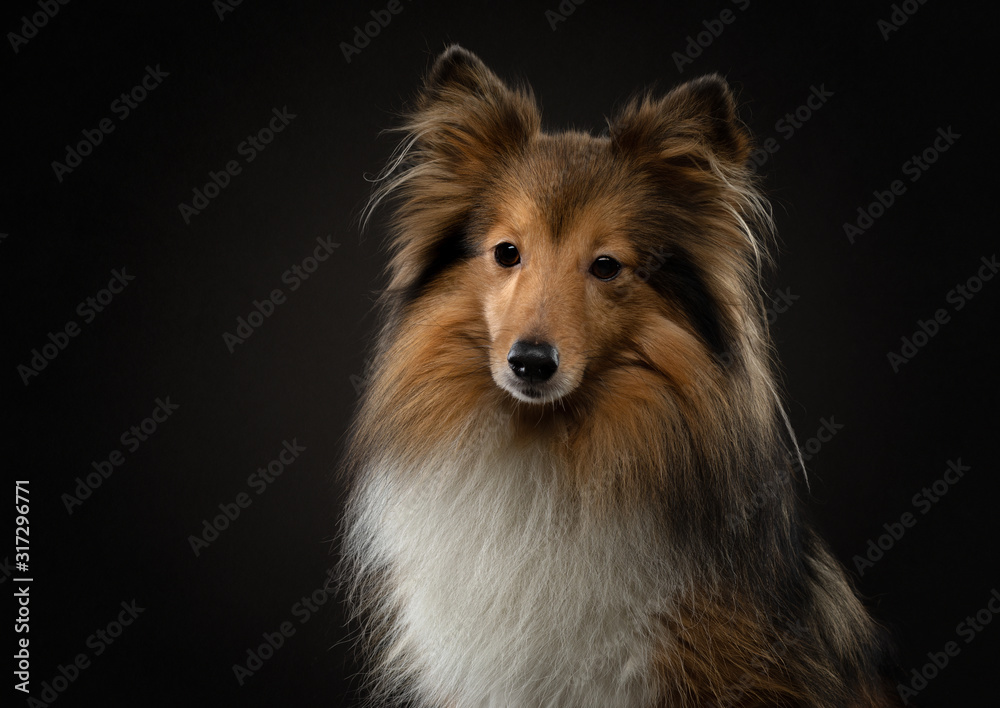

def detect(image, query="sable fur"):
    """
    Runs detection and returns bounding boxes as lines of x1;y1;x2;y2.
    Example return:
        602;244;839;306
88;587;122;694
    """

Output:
343;45;900;707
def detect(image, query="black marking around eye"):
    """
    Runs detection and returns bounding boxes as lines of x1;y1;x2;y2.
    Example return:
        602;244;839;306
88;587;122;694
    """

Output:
399;219;471;307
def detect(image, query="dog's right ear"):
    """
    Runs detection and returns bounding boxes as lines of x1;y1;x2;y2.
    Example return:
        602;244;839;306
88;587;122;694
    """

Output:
408;45;540;173
369;47;539;309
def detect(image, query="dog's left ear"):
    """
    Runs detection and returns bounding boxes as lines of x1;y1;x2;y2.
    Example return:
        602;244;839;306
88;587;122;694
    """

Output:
609;74;751;167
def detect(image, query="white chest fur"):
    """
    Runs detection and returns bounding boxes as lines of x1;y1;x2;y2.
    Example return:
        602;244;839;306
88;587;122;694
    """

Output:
350;443;676;707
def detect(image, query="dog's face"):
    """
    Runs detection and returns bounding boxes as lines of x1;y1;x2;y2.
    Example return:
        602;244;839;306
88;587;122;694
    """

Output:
468;138;662;404
376;46;768;416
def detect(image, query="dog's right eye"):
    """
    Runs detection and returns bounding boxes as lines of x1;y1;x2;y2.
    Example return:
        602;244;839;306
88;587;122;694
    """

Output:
494;243;521;267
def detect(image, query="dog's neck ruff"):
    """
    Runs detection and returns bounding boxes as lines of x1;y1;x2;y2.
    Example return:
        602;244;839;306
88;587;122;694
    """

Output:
350;428;678;707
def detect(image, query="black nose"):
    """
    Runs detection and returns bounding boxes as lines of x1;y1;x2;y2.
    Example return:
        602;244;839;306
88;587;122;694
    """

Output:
507;341;559;383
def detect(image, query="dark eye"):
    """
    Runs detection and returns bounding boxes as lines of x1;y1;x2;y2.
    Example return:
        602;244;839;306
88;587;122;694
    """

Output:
590;256;621;281
494;242;520;267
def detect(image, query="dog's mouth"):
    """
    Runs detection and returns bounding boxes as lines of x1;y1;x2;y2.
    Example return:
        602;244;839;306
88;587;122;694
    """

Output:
504;379;553;403
492;364;578;405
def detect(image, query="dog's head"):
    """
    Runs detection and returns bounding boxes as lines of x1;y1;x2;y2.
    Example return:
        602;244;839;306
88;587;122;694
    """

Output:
371;46;770;413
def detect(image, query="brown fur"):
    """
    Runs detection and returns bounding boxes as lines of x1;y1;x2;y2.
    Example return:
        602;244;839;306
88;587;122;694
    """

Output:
344;45;902;707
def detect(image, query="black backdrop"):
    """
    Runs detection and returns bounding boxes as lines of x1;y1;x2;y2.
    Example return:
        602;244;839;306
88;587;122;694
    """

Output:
4;1;998;706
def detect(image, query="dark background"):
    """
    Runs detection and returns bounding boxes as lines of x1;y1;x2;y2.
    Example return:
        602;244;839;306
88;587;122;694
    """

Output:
4;1;998;706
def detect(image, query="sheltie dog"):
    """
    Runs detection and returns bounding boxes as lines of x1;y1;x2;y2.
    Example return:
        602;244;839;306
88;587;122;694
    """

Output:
343;45;899;707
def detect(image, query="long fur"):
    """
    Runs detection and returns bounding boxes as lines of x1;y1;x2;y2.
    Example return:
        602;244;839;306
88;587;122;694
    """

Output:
342;45;899;707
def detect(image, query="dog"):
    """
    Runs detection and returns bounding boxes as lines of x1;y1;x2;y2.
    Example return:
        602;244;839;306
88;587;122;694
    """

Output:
342;44;900;707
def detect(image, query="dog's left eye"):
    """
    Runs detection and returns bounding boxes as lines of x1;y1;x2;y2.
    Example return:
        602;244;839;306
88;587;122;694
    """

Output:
590;256;621;281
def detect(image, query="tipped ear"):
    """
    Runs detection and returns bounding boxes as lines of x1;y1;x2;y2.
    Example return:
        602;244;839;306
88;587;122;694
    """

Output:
409;45;540;171
419;45;501;106
610;74;751;166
